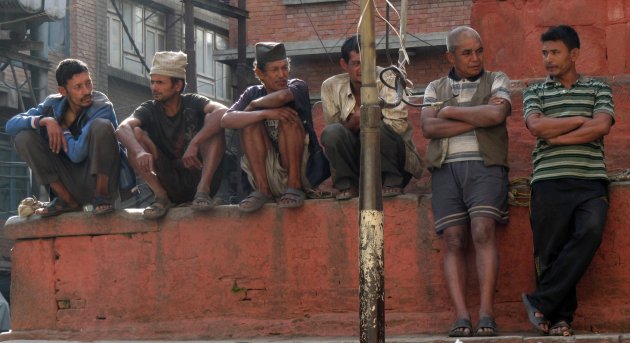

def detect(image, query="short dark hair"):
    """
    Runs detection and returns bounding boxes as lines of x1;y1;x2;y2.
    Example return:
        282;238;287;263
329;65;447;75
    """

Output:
341;35;360;63
55;59;89;87
170;77;186;94
541;25;580;50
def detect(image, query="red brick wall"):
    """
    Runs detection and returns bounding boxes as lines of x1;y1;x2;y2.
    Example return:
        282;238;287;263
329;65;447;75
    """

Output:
6;190;630;339
472;0;630;79
69;0;98;76
232;0;471;45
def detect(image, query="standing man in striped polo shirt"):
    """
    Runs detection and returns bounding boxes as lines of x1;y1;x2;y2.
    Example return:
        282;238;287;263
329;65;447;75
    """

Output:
421;26;511;337
522;25;614;336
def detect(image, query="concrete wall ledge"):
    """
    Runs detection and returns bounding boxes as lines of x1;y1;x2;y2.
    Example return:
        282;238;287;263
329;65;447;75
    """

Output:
4;185;630;340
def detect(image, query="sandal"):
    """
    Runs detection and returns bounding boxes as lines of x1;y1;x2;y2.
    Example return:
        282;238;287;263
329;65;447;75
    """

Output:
522;293;549;335
278;188;306;209
191;192;213;211
475;316;498;336
93;195;115;216
550;320;573;336
448;318;473;337
335;187;358;201
36;197;81;218
382;186;403;198
239;191;273;213
143;197;174;219
305;188;334;199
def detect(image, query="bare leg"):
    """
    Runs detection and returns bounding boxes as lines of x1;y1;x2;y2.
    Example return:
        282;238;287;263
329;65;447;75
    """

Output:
240;123;272;197
35;181;80;215
197;130;225;195
93;174;112;212
471;216;498;334
130;127;169;201
442;224;471;336
277;119;305;190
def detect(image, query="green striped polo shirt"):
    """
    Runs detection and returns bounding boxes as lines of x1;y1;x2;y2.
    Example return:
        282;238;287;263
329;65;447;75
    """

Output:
523;76;615;184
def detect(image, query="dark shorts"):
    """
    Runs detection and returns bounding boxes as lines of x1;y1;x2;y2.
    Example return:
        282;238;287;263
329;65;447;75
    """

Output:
154;155;223;204
431;160;509;234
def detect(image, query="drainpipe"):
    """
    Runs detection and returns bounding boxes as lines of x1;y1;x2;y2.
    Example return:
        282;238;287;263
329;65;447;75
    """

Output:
29;21;50;200
29;21;49;104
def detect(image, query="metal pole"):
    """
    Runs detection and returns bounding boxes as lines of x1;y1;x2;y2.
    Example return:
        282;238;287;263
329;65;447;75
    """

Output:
183;0;197;93
358;0;384;342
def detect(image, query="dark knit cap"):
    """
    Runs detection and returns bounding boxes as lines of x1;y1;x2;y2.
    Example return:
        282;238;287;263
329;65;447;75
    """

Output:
255;42;287;64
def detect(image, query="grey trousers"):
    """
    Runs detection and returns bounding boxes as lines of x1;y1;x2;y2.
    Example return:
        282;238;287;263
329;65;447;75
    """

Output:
320;122;410;191
14;118;120;205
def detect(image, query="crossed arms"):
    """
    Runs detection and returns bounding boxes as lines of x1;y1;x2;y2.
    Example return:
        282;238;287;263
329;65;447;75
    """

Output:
221;88;301;129
420;97;511;139
525;112;613;145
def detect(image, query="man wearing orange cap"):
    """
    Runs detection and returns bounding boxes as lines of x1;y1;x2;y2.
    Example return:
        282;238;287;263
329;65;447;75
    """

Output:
222;42;327;212
117;51;227;219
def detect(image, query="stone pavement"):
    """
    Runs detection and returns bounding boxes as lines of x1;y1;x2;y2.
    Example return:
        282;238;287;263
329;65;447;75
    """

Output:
2;332;630;343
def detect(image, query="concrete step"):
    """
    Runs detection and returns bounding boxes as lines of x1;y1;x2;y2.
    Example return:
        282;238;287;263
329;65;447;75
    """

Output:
3;332;630;342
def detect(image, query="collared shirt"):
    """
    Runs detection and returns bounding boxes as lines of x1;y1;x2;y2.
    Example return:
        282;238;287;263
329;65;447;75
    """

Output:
423;69;511;163
321;67;408;134
320;68;423;178
523;75;615;184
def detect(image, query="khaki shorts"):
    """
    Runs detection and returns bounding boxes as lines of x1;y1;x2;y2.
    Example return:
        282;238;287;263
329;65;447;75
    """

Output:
241;140;312;198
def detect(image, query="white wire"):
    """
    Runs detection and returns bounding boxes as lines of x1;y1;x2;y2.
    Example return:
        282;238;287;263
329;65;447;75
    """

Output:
376;0;410;70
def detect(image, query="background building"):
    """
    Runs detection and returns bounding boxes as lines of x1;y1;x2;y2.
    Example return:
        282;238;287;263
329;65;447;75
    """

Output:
0;0;241;221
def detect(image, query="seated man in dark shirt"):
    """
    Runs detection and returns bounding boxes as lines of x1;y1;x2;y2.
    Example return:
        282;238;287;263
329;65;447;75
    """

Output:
117;51;227;219
222;42;324;212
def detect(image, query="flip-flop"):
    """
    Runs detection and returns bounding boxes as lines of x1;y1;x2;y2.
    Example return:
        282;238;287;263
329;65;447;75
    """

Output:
305;188;334;199
382;186;403;198
448;317;473;337
550;320;574;336
278;187;306;209
93;195;115;216
335;187;358;201
38;197;82;218
475;316;498;336
522;293;549;335
143;197;174;219
191;192;213;211
239;191;273;213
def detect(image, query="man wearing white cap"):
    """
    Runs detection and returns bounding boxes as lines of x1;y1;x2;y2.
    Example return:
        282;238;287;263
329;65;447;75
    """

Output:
117;51;227;219
222;42;327;212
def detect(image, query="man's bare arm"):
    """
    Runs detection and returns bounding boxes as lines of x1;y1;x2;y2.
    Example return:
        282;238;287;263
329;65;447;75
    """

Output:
546;113;613;146
437;97;511;127
221;107;300;129
525;112;589;139
420;105;475;139
183;106;227;169
247;89;294;110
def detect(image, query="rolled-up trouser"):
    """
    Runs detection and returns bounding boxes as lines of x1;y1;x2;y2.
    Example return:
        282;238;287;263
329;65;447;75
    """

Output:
14;118;120;205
